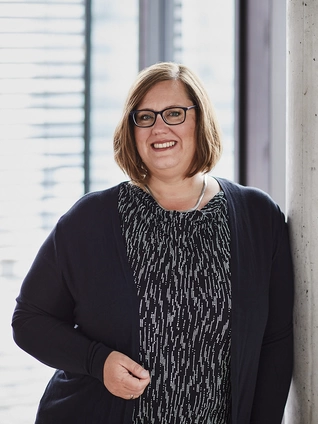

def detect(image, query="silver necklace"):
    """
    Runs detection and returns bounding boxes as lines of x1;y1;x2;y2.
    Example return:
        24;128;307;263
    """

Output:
145;174;207;212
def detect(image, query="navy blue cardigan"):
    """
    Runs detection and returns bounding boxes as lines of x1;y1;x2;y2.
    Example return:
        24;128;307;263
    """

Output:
12;178;294;423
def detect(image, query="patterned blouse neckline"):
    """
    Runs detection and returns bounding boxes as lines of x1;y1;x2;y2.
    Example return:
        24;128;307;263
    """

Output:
125;181;226;223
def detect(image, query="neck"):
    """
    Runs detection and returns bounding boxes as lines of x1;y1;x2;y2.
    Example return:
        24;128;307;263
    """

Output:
144;174;208;212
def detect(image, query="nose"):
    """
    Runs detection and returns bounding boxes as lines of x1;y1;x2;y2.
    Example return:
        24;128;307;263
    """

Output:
151;113;168;133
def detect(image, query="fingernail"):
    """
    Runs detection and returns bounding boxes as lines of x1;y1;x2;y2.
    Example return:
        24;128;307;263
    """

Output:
141;369;149;378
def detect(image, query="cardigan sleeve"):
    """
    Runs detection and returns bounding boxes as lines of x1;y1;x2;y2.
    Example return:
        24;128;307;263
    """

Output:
11;224;112;384
250;217;294;423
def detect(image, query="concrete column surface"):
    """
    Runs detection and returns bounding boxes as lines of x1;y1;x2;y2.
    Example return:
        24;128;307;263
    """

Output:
285;0;318;422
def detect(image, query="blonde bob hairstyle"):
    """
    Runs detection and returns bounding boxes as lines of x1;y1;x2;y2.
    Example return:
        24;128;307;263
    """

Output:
114;62;222;185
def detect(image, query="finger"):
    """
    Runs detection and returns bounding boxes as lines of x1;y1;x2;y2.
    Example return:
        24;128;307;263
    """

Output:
122;369;150;392
126;387;147;401
117;355;150;384
127;393;137;401
103;351;150;399
127;361;150;381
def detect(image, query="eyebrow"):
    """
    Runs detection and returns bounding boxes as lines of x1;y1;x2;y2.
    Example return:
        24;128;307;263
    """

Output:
135;104;188;111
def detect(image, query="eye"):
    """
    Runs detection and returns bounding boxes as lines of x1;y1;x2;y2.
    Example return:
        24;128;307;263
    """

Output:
163;108;184;124
166;108;182;117
135;111;155;125
139;113;153;121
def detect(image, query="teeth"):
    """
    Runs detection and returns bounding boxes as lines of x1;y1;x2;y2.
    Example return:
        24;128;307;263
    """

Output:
153;141;176;149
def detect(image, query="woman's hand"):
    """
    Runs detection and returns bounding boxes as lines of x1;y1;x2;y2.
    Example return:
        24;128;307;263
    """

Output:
103;351;151;400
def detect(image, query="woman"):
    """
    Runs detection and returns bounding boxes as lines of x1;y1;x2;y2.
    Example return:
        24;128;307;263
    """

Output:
12;62;294;424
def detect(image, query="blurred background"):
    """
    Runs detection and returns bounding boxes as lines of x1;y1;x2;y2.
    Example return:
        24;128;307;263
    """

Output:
0;0;286;422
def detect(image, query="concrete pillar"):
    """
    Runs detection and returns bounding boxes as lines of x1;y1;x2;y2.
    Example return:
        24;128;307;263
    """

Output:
285;1;318;422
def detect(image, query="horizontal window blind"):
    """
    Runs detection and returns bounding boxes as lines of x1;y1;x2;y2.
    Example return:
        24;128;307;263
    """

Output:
0;0;86;278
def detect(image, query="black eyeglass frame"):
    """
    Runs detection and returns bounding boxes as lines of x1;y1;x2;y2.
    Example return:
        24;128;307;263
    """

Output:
129;105;197;128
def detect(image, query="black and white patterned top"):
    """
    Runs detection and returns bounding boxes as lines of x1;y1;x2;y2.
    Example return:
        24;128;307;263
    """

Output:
118;181;232;424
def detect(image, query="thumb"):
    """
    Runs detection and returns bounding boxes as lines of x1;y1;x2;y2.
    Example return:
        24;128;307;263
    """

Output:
128;360;150;380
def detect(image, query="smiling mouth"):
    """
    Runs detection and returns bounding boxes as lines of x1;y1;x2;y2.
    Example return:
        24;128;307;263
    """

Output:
152;141;176;149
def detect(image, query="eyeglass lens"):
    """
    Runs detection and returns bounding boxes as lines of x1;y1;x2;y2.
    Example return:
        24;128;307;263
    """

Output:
134;107;186;127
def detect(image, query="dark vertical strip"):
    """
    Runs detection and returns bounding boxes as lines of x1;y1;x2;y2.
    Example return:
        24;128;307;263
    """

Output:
139;0;147;71
235;0;271;191
160;0;176;63
138;0;175;70
159;0;166;61
235;0;247;185
84;0;92;194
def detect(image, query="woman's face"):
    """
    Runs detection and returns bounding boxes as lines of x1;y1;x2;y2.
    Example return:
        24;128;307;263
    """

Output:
133;80;197;180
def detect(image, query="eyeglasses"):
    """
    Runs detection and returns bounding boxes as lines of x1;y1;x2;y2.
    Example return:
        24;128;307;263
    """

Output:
130;105;197;128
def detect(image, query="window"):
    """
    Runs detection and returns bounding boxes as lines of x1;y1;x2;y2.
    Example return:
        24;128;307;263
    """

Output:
89;0;139;191
177;0;235;181
1;2;89;423
0;0;86;279
0;2;234;422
